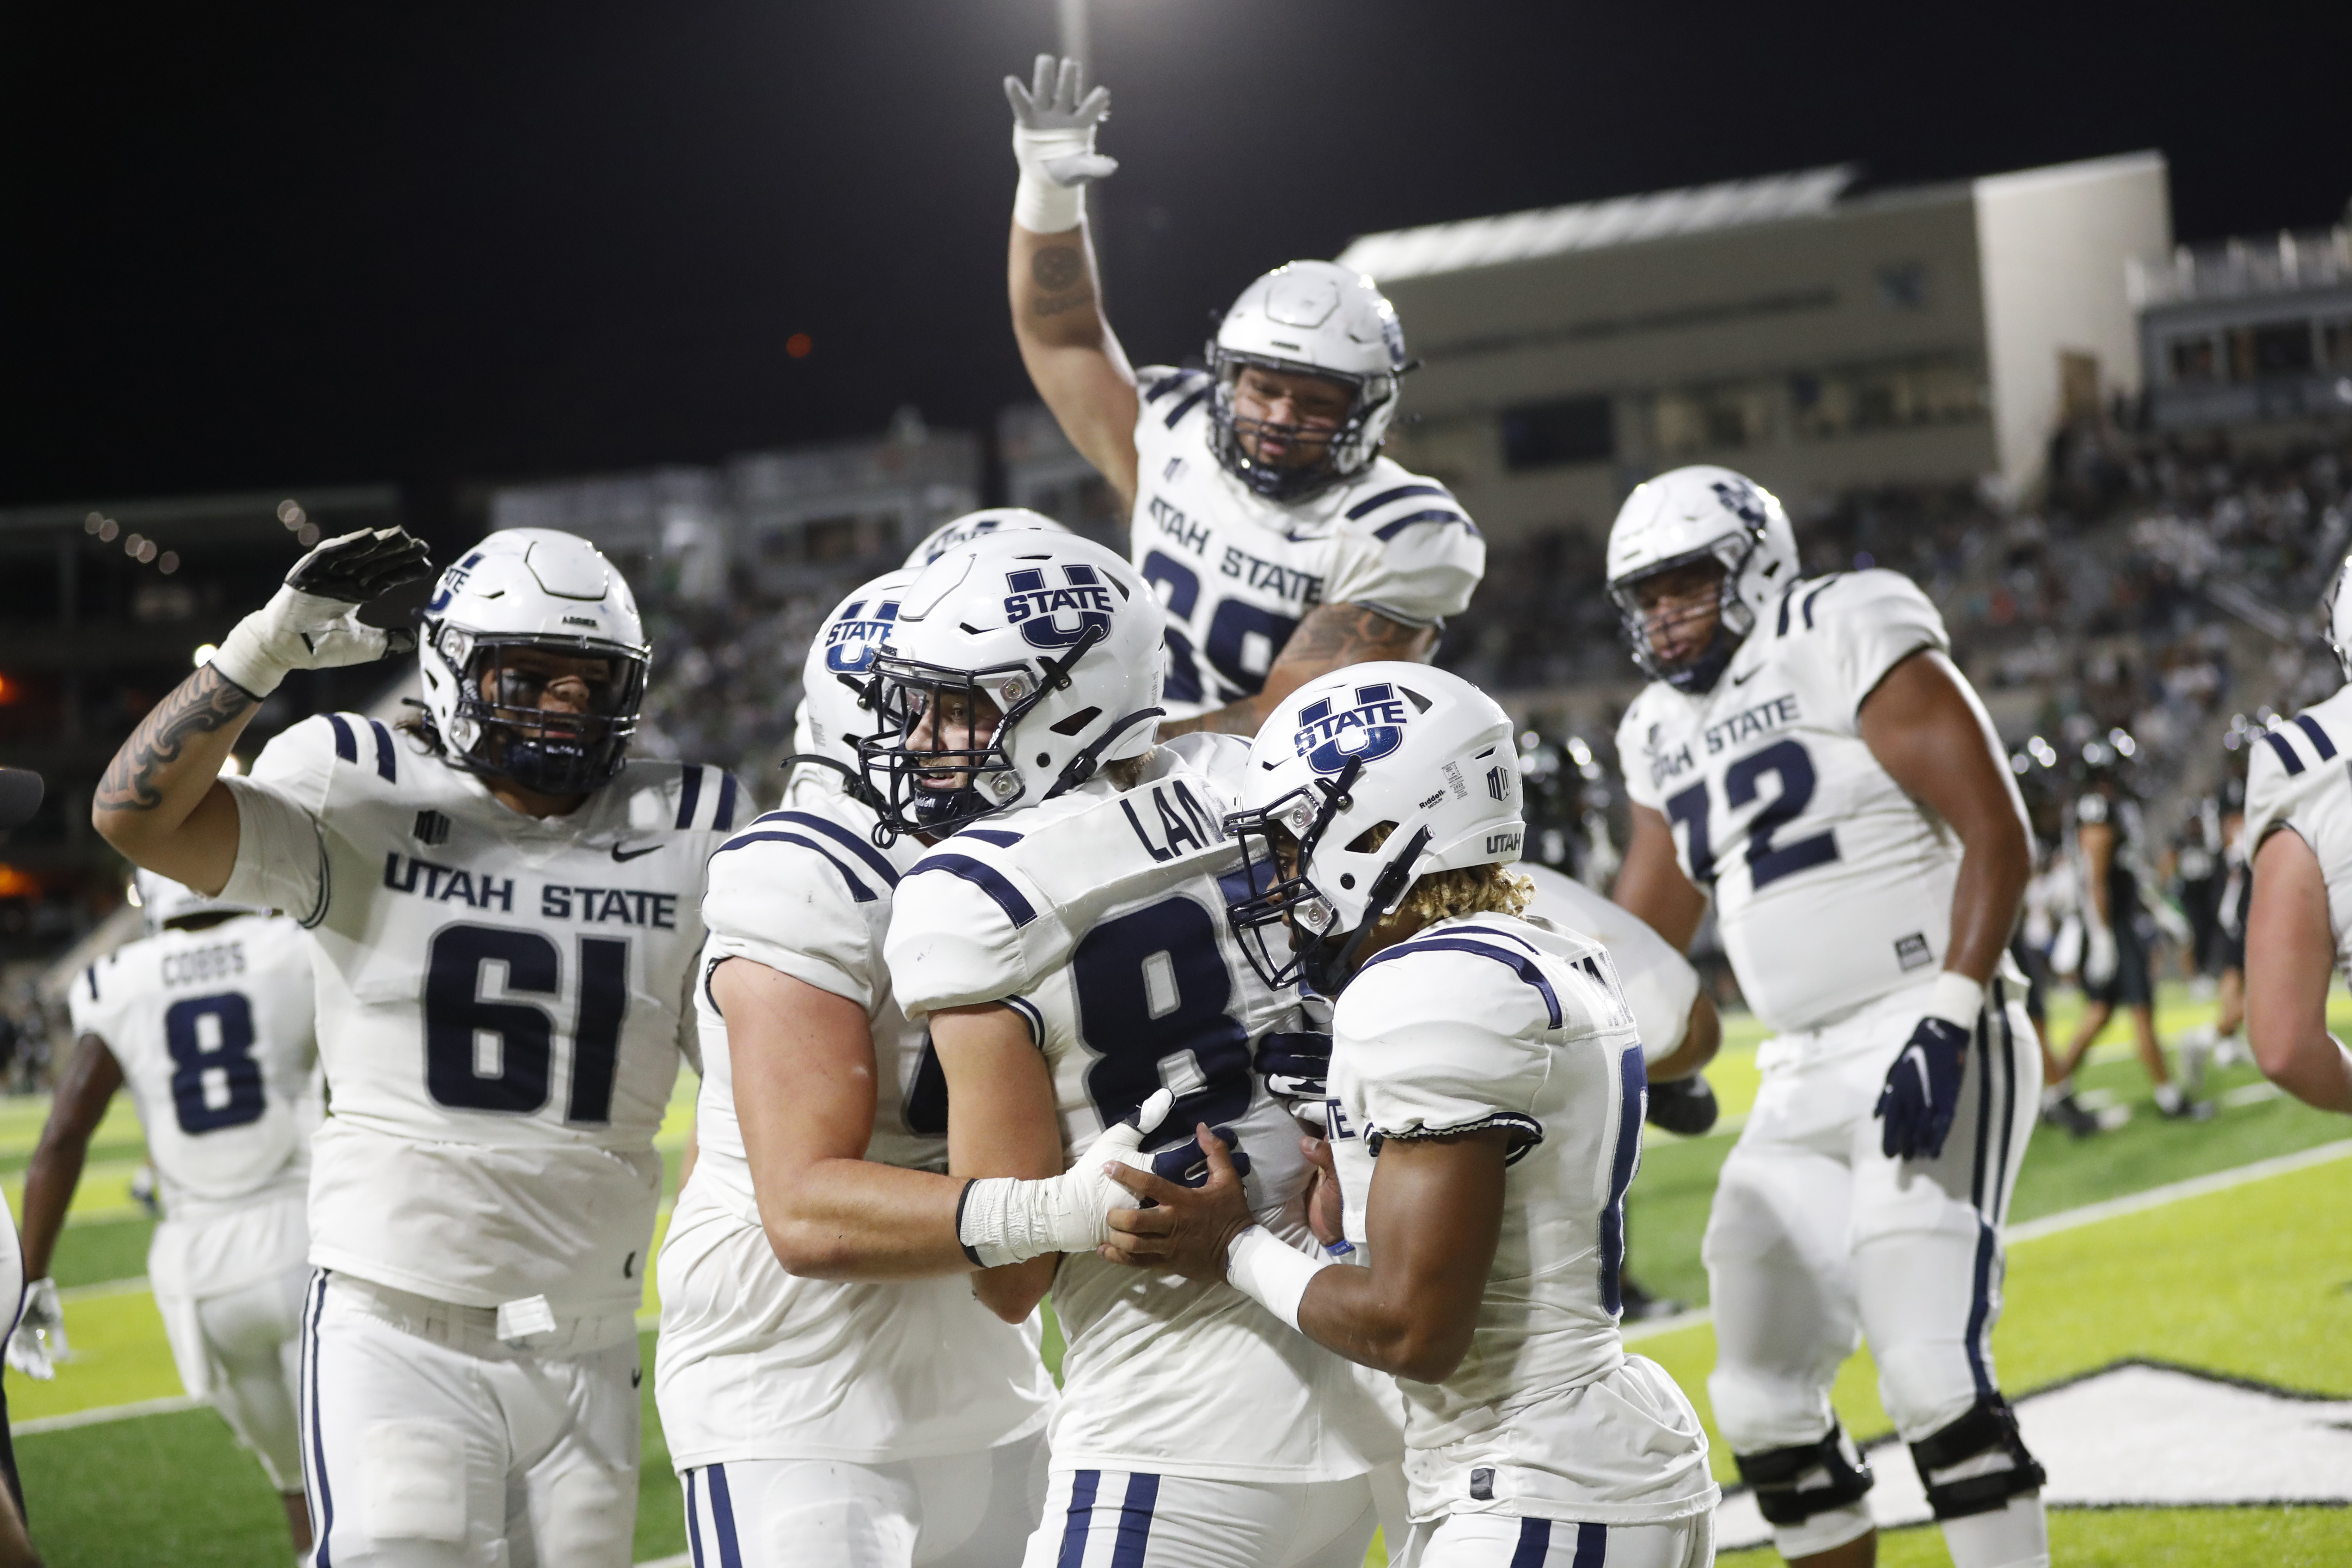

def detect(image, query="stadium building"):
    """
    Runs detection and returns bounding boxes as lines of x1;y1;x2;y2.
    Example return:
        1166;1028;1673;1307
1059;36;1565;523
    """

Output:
2132;220;2352;433
1338;151;2171;539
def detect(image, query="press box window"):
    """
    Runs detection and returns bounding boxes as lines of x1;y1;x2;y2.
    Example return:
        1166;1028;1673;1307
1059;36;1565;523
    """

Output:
1499;395;1614;471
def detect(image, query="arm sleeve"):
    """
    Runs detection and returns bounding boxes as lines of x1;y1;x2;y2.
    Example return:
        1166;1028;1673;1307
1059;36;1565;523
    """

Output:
1322;511;1485;628
1819;570;1951;715
217;716;342;924
701;836;879;1011
881;855;1035;1023
1333;950;1551;1145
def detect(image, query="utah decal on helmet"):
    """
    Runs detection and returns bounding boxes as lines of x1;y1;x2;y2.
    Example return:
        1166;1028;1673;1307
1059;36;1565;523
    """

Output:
417;529;651;796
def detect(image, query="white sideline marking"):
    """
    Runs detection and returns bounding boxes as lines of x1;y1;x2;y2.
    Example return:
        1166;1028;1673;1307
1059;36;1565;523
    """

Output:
58;1275;151;1304
12;1393;201;1435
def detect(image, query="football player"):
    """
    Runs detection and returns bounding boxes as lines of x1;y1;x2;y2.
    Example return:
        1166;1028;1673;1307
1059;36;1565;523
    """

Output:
1605;468;2049;1568
902;505;1069;570
652;560;1060;1566
875;531;1392;1566
2179;777;2252;1089
2052;757;2208;1119
92;526;745;1567
1099;663;1720;1566
1002;55;1485;737
2240;551;2352;1114
14;872;322;1555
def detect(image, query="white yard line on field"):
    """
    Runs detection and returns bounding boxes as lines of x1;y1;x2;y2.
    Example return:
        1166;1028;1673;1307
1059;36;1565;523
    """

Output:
12;1393;202;1435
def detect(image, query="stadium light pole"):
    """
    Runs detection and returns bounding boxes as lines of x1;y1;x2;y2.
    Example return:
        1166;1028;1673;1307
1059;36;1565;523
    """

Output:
1057;0;1090;71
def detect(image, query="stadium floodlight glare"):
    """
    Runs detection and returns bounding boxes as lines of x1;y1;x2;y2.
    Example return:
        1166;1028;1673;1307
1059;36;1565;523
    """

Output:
193;643;218;668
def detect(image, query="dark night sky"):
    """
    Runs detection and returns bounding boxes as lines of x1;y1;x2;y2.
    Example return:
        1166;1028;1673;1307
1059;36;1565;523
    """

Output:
7;2;2348;526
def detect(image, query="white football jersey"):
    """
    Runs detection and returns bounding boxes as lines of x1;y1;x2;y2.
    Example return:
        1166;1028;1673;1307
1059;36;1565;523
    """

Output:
67;913;322;1299
656;770;1055;1466
885;733;1388;1483
1331;913;1716;1525
1131;367;1485;720
220;711;744;1315
2245;687;2352;975
1616;570;1962;1036
1322;867;1701;1253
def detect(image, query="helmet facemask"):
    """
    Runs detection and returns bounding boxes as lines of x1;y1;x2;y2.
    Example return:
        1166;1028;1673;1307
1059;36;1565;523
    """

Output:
858;650;1058;844
1206;351;1395;503
1609;536;1761;696
429;626;647;796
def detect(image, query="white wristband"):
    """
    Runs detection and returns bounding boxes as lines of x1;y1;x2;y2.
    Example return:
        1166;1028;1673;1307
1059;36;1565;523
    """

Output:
1924;971;1986;1031
1011;125;1096;233
1225;1224;1332;1333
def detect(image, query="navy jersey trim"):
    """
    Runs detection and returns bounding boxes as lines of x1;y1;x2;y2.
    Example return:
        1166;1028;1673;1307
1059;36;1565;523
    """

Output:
366;719;397;782
1379;1109;1546;1162
1142;369;1204;404
1370;508;1479;542
326;714;358;764
2294;714;2337;761
712;831;877;902
763;811;900;886
1164;386;1210;428
2260;730;2306;776
1801;576;1842;630
713;772;740;830
83;964;99;1003
912;853;1038;928
1359;935;1562;1028
1345;483;1453;521
675;765;706;829
957;828;1025;848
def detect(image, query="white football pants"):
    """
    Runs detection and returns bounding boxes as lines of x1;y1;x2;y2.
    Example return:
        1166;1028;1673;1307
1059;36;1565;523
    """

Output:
1022;1467;1376;1568
1396;1510;1715;1568
1703;983;2042;1559
678;1428;1046;1568
158;1262;310;1492
297;1271;640;1568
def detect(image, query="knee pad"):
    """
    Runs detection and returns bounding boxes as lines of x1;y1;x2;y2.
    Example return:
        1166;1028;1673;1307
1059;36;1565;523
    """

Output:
535;1465;634;1568
1908;1395;2046;1520
361;1421;469;1544
1731;1421;1873;1527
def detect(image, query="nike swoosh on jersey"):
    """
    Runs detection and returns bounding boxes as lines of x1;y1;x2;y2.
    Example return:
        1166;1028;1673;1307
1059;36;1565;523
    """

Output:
610;842;661;863
1730;665;1761;685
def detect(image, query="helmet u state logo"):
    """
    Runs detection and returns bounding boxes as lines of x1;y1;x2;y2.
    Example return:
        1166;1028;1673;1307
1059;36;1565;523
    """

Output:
1004;565;1116;649
1294;683;1410;775
1711;478;1768;530
824;599;899;674
426;551;484;613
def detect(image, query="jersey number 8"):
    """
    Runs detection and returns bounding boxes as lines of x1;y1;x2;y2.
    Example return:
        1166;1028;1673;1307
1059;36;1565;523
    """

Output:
424;925;631;1123
164;993;266;1135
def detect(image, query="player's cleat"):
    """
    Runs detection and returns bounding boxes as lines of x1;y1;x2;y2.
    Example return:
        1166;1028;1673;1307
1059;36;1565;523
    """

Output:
2040;1088;2101;1139
2154;1083;2216;1122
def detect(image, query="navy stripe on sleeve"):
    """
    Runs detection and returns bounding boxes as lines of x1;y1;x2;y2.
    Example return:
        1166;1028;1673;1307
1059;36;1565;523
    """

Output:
2294;714;2337;760
1359;935;1562;1027
770;811;900;886
1371;508;1479;542
913;852;1038;928
1164;386;1211;428
326;714;358;764
714;772;740;830
1345;482;1454;521
958;828;1025;847
366;720;397;782
712;831;876;902
1801;577;1840;629
1142;370;1203;404
2261;729;2306;776
84;965;98;1003
675;765;705;830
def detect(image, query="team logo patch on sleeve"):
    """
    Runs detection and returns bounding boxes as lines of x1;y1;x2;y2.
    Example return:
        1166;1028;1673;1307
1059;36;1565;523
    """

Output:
1003;565;1116;649
1294;683;1409;774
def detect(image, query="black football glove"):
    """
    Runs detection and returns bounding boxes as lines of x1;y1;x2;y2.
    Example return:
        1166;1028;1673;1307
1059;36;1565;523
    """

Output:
1874;1017;1969;1160
1645;1074;1720;1137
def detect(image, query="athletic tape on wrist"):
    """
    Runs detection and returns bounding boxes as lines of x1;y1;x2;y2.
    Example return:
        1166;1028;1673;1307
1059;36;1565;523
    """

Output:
1925;971;1986;1031
1225;1224;1332;1333
1013;172;1085;234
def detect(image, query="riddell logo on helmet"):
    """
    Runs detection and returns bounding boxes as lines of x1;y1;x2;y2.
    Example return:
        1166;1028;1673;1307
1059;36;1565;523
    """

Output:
1003;565;1115;650
1294;683;1408;775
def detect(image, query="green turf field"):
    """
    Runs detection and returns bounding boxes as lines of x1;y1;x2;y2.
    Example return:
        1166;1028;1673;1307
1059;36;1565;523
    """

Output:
8;981;2350;1565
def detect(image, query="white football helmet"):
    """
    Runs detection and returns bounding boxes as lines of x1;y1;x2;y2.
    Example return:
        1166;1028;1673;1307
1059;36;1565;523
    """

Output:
858;531;1164;840
133;868;254;934
2324;545;2352;681
903;507;1069;570
1208;260;1408;501
1605;465;1800;695
1223;662;1522;993
785;567;919;806
419;529;651;794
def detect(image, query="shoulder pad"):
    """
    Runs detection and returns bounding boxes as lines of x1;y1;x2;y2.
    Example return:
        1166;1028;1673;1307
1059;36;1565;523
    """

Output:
1336;466;1479;548
254;711;403;792
1136;366;1214;433
652;762;749;834
2245;705;2351;853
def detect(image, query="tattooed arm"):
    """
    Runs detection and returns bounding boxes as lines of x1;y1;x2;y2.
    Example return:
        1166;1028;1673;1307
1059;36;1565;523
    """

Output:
1158;603;1440;739
90;665;259;894
1009;220;1142;510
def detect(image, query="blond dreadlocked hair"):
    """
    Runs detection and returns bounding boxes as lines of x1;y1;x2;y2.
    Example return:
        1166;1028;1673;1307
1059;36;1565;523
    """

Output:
1354;821;1534;927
